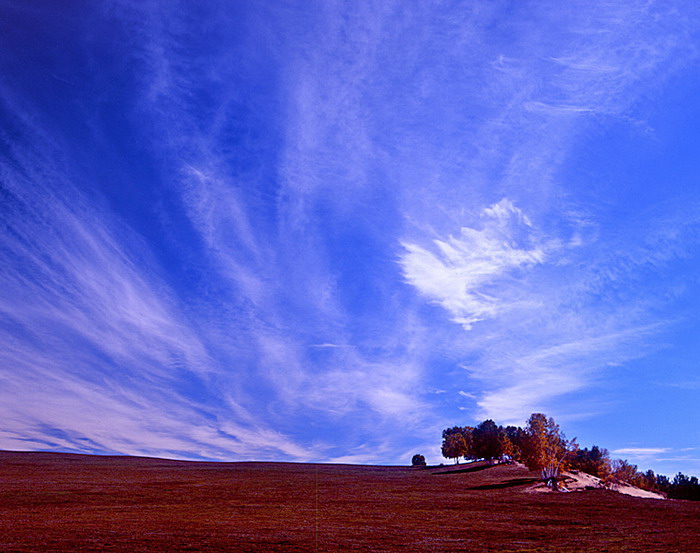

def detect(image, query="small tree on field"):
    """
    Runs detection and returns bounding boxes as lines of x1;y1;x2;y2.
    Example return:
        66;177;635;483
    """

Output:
521;413;576;489
411;454;427;467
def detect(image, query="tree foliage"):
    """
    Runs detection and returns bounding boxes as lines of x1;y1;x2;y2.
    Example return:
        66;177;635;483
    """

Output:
441;413;575;487
521;413;576;487
441;427;470;464
503;426;527;462
472;419;510;462
411;454;426;467
441;422;515;464
609;459;638;486
570;446;611;480
609;467;700;500
668;473;700;500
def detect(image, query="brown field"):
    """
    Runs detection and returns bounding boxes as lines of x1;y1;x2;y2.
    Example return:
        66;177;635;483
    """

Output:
1;451;699;552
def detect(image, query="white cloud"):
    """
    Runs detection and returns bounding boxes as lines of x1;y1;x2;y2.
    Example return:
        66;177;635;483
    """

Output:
477;373;584;425
3;0;700;467
309;343;352;349
401;199;546;329
0;111;324;461
613;448;670;457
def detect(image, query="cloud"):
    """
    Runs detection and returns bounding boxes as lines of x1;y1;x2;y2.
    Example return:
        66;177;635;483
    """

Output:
401;199;546;329
0;105;326;461
613;448;670;457
402;186;683;426
310;343;353;349
667;380;700;390
2;0;700;467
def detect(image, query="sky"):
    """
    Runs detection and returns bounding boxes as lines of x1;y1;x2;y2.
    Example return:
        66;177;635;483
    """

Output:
1;0;700;477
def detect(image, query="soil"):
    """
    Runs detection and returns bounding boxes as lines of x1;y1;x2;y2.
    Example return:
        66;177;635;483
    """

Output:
1;451;699;552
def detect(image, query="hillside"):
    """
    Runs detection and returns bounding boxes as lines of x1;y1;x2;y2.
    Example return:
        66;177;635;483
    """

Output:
1;451;699;552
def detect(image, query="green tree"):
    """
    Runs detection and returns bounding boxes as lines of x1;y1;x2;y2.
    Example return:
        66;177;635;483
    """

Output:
460;426;475;461
631;469;658;491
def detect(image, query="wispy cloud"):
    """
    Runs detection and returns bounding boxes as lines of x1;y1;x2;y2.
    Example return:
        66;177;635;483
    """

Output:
2;0;700;468
401;199;546;329
613;448;670;457
401;191;677;424
392;1;700;431
0;101;323;460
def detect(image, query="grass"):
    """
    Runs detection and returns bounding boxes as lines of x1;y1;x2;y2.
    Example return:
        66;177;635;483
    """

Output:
1;451;699;552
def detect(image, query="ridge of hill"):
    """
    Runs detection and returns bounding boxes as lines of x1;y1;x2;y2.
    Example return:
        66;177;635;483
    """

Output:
1;451;698;552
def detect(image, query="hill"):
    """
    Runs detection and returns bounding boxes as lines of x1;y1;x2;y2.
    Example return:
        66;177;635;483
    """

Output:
1;451;699;552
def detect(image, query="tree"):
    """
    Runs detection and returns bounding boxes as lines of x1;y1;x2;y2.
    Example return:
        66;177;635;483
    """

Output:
656;473;671;490
441;426;470;463
460;426;475;461
634;469;658;491
411;454;426;467
442;426;474;463
504;426;527;462
609;459;638;486
521;413;576;489
570;446;611;480
669;473;700;500
472;419;511;463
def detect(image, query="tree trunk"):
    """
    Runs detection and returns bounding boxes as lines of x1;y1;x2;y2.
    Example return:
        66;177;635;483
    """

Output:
542;463;560;490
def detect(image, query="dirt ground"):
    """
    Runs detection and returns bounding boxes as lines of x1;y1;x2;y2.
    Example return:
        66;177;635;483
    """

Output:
1;451;699;552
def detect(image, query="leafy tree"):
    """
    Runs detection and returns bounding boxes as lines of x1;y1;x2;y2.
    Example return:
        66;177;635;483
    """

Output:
668;472;700;500
656;473;671;490
570;446;612;480
633;469;659;491
609;459;638;486
521;413;576;488
437;413;700;501
459;426;476;461
411;454;426;467
472;419;512;462
604;465;700;499
504;426;527;462
441;427;469;464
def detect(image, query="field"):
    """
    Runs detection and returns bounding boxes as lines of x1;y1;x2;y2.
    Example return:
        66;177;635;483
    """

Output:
1;451;699;552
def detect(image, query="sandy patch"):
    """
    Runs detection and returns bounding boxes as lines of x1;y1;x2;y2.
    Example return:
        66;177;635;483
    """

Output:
527;470;666;500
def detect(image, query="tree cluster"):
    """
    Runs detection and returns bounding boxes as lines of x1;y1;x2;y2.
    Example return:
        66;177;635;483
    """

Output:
569;446;700;499
663;473;700;501
441;413;700;499
441;413;575;487
602;461;700;500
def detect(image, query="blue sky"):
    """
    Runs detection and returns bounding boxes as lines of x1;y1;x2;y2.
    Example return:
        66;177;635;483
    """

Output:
1;0;700;476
